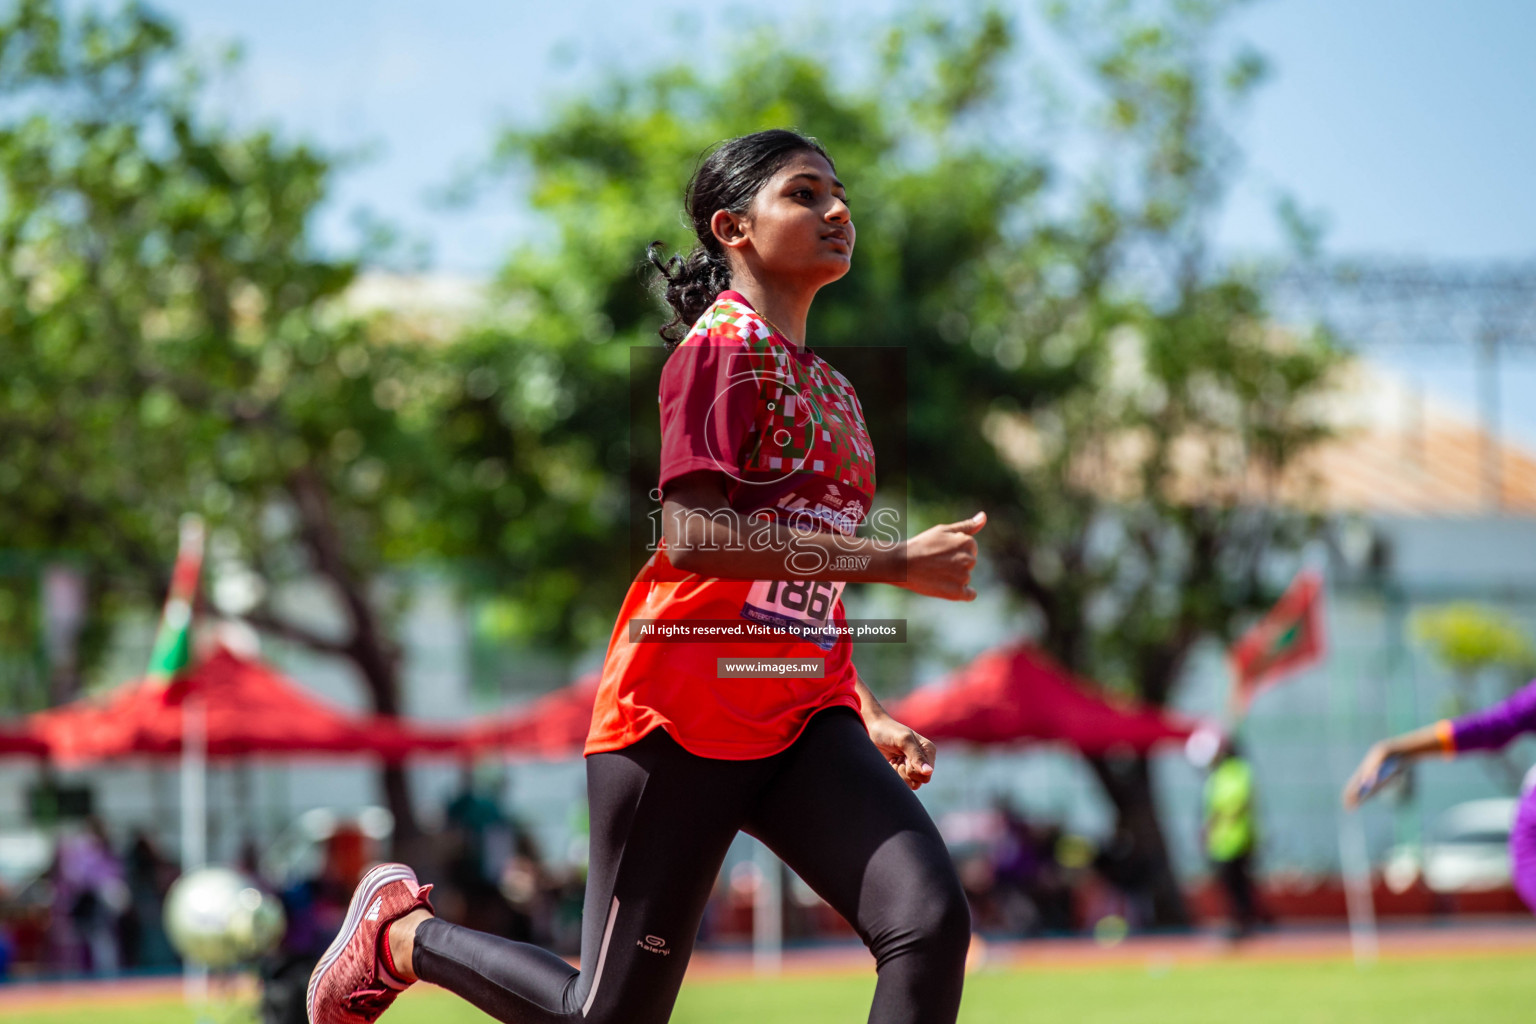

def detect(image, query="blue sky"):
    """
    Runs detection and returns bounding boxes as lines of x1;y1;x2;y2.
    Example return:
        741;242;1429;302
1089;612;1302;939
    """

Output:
149;0;1536;444
1215;0;1536;261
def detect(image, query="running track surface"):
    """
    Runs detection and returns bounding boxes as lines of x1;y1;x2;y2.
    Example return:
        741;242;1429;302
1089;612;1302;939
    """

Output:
4;920;1534;1012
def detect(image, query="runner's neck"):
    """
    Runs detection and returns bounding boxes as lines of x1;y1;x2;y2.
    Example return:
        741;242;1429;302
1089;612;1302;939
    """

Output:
724;280;811;352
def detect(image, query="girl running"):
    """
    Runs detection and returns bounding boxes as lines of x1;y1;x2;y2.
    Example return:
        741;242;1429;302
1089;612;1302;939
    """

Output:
1343;676;1536;912
308;128;985;1024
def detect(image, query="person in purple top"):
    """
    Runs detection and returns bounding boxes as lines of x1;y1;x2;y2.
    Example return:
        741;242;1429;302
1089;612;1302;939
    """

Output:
1343;678;1536;911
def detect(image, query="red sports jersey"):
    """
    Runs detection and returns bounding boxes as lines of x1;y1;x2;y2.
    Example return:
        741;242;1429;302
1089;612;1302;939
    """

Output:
586;291;877;759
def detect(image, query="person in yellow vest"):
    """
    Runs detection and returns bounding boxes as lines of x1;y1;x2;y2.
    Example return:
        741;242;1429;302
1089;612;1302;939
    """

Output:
1203;738;1265;939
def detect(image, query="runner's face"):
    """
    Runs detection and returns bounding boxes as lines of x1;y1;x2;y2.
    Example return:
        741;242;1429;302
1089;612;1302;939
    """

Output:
733;151;854;286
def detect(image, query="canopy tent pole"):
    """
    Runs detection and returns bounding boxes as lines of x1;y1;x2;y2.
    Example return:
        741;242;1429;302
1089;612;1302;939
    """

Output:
181;695;209;1005
235;760;253;865
180;696;207;869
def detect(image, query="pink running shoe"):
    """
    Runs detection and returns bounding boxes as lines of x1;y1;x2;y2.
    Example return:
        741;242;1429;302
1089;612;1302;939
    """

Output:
307;862;434;1024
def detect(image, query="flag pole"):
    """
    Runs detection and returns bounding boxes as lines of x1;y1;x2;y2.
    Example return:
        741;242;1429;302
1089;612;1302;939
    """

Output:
1223;652;1246;735
180;696;207;870
1224;565;1334;948
150;513;209;1007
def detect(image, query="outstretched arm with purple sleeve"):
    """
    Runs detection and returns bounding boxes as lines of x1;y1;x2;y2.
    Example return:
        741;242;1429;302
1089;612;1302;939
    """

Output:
1344;677;1536;808
1449;678;1536;752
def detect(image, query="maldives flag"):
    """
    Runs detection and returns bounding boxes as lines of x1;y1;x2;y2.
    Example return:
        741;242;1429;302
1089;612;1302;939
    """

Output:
1229;569;1326;714
145;515;205;683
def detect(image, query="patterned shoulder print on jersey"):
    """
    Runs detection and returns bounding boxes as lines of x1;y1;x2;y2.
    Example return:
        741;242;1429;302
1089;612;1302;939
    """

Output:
681;295;773;348
678;296;791;383
679;294;876;506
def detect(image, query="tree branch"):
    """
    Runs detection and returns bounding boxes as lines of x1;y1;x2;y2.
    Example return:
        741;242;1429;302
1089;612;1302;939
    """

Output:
285;464;403;712
242;604;352;658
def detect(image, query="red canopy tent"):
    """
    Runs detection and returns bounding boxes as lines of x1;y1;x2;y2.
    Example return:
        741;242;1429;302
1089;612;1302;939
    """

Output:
889;644;1196;753
0;726;48;758
28;645;461;764
460;673;599;759
456;645;1197;761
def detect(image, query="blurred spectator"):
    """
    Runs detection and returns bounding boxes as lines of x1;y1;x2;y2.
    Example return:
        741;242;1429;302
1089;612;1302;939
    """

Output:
445;766;514;886
937;804;1080;937
1203;737;1267;938
954;847;999;931
1091;825;1156;931
119;830;179;970
262;822;371;1024
239;838;265;881
286;821;367;957
1028;827;1077;934
0;880;15;983
440;766;544;943
988;802;1039;932
50;816;128;974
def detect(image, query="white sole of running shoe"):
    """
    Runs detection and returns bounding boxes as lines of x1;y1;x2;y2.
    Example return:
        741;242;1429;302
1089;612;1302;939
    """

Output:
306;861;420;1024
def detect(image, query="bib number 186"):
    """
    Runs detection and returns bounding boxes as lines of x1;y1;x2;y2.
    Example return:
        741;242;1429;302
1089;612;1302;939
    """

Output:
740;579;846;651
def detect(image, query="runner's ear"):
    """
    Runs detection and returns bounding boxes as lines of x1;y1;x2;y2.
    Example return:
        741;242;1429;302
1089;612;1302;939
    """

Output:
711;208;750;252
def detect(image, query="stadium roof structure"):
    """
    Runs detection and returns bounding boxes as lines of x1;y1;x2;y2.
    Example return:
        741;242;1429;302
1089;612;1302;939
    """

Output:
984;359;1536;517
1277;363;1536;515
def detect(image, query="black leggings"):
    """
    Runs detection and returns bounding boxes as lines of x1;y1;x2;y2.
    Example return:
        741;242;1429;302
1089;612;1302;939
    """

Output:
412;708;970;1024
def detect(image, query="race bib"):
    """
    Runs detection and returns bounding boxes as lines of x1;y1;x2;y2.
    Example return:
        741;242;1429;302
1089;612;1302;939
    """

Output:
740;579;846;651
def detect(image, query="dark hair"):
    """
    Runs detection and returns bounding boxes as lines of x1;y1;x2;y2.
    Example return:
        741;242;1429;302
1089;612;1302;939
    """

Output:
647;129;833;349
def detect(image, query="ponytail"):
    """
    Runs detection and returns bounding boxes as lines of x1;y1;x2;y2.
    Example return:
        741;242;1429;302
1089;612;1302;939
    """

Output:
647;242;733;351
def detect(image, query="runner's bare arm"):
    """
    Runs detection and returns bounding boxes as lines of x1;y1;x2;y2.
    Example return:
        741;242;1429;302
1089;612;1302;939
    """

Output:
853;675;938;791
662;470;985;600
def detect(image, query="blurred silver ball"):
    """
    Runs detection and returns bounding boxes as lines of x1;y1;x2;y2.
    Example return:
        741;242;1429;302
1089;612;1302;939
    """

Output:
163;866;286;968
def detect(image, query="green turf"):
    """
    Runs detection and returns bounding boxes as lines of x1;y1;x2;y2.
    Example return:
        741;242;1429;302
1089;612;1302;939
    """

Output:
5;954;1530;1024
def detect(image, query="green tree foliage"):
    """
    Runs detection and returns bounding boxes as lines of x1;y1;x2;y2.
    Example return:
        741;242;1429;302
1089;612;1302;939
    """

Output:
942;0;1341;924
0;0;1346;913
1414;604;1536;687
445;9;1077;652
0;0;457;849
469;0;1341;924
1414;603;1536;792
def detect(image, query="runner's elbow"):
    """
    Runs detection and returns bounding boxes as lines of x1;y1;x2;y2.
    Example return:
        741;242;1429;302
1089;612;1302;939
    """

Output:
666;541;722;575
667;542;701;573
